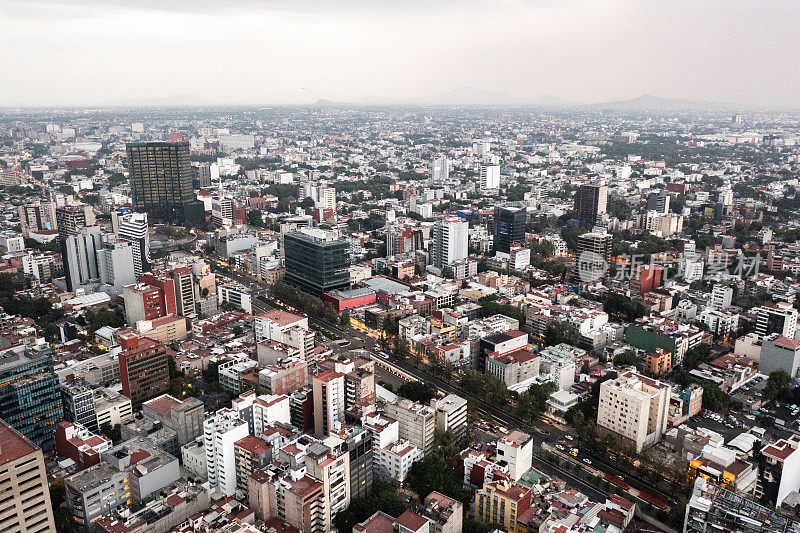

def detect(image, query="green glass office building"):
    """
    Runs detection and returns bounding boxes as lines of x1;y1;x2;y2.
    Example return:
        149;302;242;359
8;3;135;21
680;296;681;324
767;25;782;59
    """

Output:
284;229;350;296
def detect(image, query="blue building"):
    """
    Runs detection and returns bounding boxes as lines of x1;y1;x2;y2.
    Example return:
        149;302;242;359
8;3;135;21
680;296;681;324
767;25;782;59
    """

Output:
0;345;63;450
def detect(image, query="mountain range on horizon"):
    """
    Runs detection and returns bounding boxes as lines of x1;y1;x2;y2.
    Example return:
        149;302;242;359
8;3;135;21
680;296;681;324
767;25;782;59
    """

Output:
89;87;757;110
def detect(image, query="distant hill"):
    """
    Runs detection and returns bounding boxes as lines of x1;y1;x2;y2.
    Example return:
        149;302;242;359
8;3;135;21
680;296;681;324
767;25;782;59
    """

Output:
358;87;571;107
589;93;723;111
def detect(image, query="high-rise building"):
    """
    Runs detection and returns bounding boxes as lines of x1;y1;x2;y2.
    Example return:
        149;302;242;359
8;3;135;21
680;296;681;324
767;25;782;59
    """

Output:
116;212;151;277
204;408;249;497
493;204;527;254
646;191;670;214
596;371;670;452
432;217;468;269
234;435;271;498
429;155;449;183
62;225;103;292
577;230;612;261
123;283;173;325
754;302;798;339
313;370;345;436
0;345;62;450
574;183;608;223
305;442;351;523
126;141;203;222
480;164;500;191
97;238;136;295
385;398;436;456
284;228;350;296
18;201;57;236
169;266;196;317
0;419;57;533
118;336;170;407
61;380;98;432
211;198;235;228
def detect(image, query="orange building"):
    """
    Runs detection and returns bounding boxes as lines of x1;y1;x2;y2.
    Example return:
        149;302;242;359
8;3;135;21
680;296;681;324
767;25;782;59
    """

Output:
644;347;672;376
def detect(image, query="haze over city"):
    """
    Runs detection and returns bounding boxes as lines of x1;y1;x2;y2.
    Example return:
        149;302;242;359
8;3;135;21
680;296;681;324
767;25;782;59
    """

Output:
2;0;799;107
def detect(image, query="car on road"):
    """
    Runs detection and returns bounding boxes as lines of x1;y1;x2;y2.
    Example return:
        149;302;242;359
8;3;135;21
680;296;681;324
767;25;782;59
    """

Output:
583;458;592;465
565;435;574;441
556;444;565;451
570;448;578;454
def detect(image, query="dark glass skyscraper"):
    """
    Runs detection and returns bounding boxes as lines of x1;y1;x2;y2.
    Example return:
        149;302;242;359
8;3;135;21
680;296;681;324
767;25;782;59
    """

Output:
0;346;63;450
493;203;527;254
126;141;203;222
284;229;350;296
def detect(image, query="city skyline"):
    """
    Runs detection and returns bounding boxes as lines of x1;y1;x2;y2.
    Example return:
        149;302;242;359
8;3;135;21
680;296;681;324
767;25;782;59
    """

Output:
2;0;799;108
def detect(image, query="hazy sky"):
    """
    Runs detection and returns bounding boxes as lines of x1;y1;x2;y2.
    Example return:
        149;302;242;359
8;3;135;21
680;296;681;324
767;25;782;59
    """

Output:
1;0;798;107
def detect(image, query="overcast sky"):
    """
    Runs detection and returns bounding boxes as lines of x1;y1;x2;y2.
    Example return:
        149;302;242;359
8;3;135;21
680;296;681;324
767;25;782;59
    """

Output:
1;0;798;107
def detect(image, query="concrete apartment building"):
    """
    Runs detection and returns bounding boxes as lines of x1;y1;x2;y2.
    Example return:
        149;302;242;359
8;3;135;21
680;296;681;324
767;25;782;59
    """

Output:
474;479;532;533
0;420;57;533
313;370;346;436
755;435;800;507
421;491;463;533
305;442;351;524
430;394;468;440
597;371;670;452
760;334;800;378
497;430;534;482
204;408;249;497
118;335;170;407
385;398;436;456
142;394;204;446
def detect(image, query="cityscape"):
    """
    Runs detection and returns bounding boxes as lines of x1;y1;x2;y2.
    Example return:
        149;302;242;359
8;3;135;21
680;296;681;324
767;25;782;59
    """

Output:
3;3;800;533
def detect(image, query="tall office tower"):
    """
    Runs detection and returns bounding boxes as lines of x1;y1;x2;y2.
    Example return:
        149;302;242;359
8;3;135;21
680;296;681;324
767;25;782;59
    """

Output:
577;230;613;261
56;205;96;291
480;164;501;191
432;217;468;269
62;225;103;292
169;266;196;316
97;238;136;295
18;201;57;236
0;346;62;450
60;380;98;433
647;191;670;214
117;212;151;277
429;155;449;183
118;336;170;407
126;141;203;222
574;183;608;223
284;228;350;296
203;408;248;497
313;370;346;435
0;420;57;533
493;203;527;254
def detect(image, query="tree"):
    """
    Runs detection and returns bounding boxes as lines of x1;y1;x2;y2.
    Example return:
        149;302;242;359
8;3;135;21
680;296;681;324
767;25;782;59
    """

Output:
339;309;350;328
544;320;581;347
613;349;642;370
765;370;792;401
441;267;455;279
603;293;647;321
232;325;244;336
396;381;438;404
406;430;469;504
247;210;264;227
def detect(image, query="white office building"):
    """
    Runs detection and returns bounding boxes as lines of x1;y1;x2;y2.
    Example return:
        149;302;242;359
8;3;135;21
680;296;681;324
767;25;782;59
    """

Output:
480;165;500;191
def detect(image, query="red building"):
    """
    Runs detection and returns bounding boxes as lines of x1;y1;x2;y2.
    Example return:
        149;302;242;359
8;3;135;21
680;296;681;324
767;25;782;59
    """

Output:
631;264;663;296
119;336;170;407
54;421;112;468
323;288;377;312
140;272;178;316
